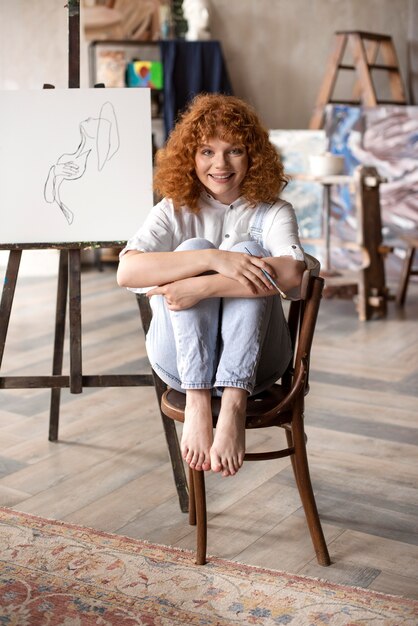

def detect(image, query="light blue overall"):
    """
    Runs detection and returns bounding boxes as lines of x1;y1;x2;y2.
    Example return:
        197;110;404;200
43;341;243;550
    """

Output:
145;204;292;395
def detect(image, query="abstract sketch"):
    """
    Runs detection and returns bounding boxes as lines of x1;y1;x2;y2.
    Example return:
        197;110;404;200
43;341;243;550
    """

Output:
0;88;153;245
44;102;120;225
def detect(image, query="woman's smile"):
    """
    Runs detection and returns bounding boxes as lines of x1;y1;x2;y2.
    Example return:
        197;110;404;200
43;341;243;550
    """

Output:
195;136;248;204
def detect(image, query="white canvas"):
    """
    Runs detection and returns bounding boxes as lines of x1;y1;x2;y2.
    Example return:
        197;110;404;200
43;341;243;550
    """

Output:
0;88;153;244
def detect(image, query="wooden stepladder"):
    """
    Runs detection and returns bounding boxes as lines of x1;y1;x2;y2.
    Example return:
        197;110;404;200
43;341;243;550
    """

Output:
310;31;408;129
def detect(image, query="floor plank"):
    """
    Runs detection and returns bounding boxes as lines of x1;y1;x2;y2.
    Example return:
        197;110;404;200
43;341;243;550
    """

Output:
0;264;417;600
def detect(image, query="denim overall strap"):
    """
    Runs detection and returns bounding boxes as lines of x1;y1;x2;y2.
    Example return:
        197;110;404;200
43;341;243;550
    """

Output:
249;202;274;246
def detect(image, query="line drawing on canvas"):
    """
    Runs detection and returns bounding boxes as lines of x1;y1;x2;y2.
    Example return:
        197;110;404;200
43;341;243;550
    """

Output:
44;101;120;225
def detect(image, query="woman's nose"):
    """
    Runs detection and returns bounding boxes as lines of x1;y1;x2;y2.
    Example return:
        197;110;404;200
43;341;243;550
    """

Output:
214;152;228;167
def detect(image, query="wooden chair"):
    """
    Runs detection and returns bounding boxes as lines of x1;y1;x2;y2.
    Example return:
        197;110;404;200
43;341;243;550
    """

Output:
159;269;331;566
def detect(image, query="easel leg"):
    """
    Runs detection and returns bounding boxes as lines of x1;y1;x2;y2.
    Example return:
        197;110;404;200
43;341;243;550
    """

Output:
355;167;387;321
0;250;22;368
49;250;68;442
69;249;83;394
322;185;331;272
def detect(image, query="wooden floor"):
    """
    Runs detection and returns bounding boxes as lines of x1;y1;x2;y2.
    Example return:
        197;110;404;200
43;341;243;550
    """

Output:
1;262;417;600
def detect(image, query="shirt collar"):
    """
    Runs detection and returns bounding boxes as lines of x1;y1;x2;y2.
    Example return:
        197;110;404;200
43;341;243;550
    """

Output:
200;191;248;211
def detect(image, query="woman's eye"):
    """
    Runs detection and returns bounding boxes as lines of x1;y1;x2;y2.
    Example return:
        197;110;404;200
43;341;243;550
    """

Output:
230;148;243;155
201;149;213;156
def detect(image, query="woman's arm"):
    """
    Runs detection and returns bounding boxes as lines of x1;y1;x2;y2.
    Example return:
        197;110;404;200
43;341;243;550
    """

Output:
146;256;305;310
117;248;281;294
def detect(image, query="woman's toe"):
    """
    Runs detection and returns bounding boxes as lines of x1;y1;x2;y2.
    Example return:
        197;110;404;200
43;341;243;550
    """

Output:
202;456;211;471
210;451;222;473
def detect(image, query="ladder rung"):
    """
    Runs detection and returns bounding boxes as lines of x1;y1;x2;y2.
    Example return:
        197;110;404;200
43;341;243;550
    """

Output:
335;30;392;42
329;99;361;105
368;63;399;71
338;63;399;72
374;99;407;104
329;98;406;105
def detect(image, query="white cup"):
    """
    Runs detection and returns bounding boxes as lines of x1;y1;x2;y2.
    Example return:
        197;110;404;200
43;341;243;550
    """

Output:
308;153;345;176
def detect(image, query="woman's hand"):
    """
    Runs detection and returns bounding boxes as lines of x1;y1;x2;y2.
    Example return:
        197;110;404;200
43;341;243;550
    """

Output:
55;161;80;179
209;250;274;294
147;277;204;310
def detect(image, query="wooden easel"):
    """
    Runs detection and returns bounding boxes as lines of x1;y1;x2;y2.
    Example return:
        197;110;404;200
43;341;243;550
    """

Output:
0;1;188;513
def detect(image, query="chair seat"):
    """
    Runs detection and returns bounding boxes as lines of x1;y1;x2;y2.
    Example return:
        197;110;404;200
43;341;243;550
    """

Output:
161;384;292;429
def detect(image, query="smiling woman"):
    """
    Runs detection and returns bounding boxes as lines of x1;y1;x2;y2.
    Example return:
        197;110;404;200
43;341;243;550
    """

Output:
194;138;248;205
117;93;308;479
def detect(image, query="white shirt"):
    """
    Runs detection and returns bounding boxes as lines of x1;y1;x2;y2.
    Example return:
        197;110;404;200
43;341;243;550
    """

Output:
121;192;306;261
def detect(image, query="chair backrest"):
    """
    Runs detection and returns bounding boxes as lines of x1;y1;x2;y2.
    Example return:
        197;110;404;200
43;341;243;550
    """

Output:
282;269;324;395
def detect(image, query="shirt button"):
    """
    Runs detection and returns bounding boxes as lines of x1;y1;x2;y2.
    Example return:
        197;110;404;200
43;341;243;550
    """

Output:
292;245;297;248
229;204;233;209
225;234;230;238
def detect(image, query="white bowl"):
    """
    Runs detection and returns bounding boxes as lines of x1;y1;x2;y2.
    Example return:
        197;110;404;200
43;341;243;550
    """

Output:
308;153;345;176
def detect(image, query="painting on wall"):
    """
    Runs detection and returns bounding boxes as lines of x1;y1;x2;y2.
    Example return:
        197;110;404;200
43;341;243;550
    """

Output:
269;130;327;259
96;50;127;88
0;88;153;245
326;104;418;235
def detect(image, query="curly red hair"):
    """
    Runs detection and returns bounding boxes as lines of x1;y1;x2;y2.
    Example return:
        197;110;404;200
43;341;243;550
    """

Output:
153;93;288;212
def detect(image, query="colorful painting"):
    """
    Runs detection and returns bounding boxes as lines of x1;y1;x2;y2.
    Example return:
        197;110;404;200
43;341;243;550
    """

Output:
126;61;163;90
269;130;327;258
326;104;418;234
271;107;418;270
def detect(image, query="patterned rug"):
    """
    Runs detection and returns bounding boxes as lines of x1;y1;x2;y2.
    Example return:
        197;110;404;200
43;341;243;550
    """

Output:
1;507;417;625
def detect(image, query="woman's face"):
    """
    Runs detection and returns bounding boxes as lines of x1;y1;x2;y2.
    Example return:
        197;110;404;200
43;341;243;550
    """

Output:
194;136;248;205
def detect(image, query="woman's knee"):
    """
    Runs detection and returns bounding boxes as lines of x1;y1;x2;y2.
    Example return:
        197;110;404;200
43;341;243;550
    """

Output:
231;240;269;257
175;238;215;252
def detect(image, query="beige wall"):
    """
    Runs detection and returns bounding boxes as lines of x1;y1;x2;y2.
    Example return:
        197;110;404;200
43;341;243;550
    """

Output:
0;0;412;129
0;0;68;89
209;0;411;128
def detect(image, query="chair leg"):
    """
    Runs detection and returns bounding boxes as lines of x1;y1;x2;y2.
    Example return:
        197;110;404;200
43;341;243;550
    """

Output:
152;373;189;513
188;467;196;526
291;409;331;566
396;246;415;307
191;469;207;565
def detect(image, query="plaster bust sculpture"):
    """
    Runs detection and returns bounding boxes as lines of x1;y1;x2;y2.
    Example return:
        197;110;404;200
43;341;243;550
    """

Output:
182;0;211;41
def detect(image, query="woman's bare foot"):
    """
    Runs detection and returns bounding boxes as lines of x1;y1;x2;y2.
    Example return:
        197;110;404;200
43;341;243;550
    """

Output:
181;389;213;471
210;388;247;477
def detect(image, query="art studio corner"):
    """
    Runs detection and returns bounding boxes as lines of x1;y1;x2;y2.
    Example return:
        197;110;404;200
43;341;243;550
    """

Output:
0;2;417;625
